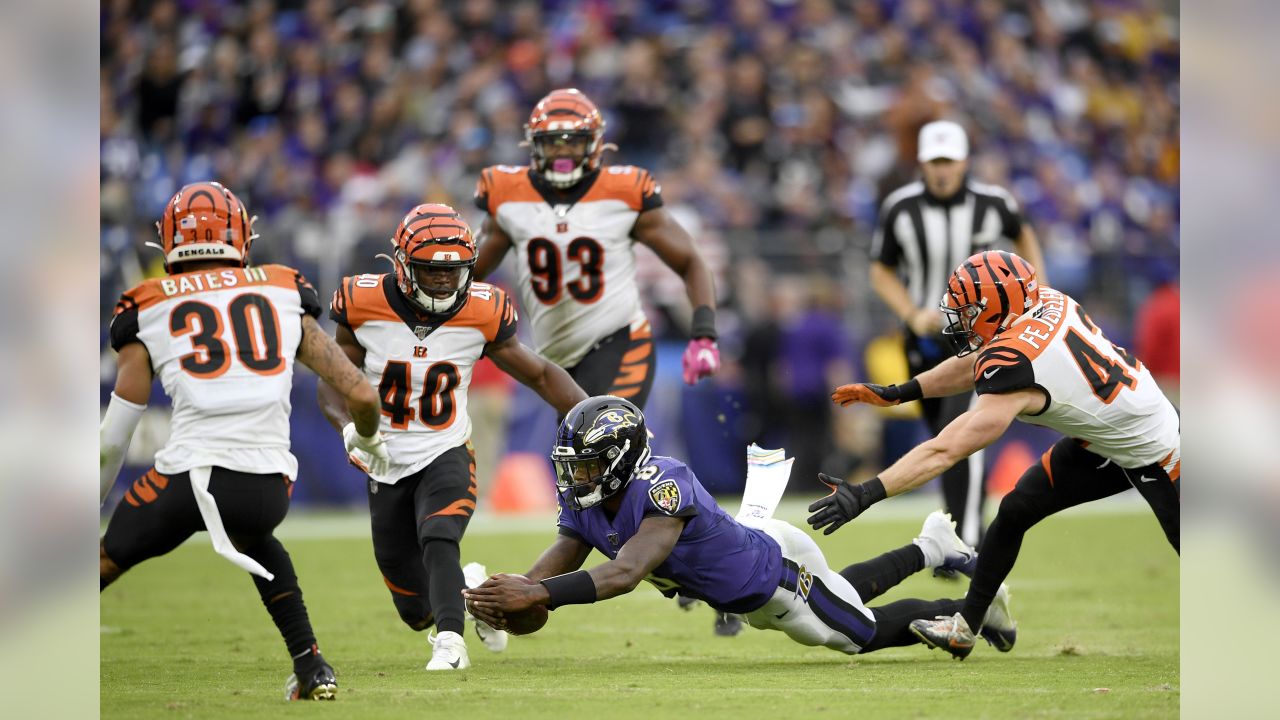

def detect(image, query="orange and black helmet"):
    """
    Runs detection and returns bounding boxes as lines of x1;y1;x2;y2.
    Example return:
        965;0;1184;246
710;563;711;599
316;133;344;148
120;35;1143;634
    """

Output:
151;181;257;272
385;203;477;317
524;88;609;189
940;251;1040;356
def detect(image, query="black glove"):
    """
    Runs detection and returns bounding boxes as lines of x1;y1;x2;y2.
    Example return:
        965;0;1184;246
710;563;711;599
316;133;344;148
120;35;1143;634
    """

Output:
807;474;887;535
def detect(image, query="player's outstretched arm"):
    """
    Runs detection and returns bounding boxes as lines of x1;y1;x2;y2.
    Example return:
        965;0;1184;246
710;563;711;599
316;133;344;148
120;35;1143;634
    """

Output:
486;336;588;415
832;355;977;407
809;390;1038;534
463;534;592;627
586;515;685;600
526;534;594;582
473;215;513;281
100;342;153;504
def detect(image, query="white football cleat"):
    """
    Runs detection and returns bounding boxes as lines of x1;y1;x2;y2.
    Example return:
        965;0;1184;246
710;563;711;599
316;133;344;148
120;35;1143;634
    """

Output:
426;630;471;670
914;511;976;572
979;583;1018;652
462;562;508;652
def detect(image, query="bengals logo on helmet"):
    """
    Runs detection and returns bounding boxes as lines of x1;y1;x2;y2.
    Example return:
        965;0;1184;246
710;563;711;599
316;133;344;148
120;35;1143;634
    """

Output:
940;250;1040;357
381;203;478;318
523;89;617;189
150;181;258;272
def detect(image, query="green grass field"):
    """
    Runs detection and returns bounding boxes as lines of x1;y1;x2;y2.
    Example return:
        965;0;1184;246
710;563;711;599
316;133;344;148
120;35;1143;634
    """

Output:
101;498;1178;719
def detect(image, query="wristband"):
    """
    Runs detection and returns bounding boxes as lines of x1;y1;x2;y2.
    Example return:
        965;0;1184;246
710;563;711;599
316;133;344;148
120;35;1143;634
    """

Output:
691;305;717;340
865;476;888;504
897;378;923;403
541;570;598;610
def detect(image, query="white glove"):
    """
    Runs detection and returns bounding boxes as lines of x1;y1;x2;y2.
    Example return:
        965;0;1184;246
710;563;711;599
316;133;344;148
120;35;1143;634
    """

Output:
343;422;391;477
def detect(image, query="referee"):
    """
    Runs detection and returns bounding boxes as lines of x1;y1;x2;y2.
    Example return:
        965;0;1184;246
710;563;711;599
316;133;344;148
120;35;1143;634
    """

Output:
867;120;1046;547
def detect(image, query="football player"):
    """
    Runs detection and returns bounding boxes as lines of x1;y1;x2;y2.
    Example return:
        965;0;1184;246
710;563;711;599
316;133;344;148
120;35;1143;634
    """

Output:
816;250;1180;659
100;181;388;700
473;87;732;634
463;396;1017;658
317;203;587;671
472;88;721;405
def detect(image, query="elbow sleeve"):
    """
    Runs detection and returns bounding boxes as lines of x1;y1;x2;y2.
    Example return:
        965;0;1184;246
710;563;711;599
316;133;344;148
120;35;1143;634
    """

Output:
100;393;146;505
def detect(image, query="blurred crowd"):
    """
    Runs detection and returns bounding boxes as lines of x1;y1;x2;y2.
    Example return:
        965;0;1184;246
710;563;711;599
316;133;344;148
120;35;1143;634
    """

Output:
102;0;1178;314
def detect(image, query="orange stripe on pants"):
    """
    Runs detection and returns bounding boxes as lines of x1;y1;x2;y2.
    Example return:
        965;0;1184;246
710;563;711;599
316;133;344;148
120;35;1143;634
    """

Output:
612;361;650;387
1040;447;1056;488
427;498;476;519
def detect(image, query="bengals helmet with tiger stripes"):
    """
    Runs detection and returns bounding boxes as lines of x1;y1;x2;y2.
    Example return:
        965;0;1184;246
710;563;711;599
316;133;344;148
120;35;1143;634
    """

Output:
382;203;478;317
150;181;258;272
940;250;1040;356
524;88;613;189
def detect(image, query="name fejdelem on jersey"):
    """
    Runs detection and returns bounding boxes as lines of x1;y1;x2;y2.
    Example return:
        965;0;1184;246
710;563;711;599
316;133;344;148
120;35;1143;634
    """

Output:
1017;290;1065;349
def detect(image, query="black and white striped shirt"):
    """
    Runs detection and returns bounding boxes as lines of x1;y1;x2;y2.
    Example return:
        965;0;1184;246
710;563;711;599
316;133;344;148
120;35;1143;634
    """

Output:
871;180;1024;312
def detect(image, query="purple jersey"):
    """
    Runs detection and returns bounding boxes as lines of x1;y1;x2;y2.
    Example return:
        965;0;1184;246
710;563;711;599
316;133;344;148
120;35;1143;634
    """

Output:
556;455;783;614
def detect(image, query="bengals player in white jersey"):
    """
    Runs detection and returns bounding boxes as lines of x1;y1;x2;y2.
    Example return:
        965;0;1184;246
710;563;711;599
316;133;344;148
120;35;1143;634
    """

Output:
100;182;388;700
472;88;721;407
814;250;1179;659
317;203;586;671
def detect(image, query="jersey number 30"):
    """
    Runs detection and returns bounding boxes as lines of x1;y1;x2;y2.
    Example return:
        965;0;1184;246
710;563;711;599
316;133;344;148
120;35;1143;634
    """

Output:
169;294;283;378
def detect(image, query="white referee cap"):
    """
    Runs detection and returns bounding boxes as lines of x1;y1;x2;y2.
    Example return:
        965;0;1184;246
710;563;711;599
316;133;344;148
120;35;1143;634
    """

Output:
918;120;969;162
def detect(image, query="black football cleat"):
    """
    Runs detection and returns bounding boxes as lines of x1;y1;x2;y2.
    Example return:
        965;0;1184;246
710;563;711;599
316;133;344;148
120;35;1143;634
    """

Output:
714;612;744;637
285;662;337;701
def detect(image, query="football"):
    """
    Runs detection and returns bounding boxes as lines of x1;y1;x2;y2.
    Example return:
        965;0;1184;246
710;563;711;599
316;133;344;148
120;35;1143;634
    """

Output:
500;574;549;636
504;603;549;636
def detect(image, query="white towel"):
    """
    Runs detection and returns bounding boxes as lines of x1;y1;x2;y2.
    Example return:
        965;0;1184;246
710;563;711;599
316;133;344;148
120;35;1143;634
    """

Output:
735;444;794;527
188;466;275;580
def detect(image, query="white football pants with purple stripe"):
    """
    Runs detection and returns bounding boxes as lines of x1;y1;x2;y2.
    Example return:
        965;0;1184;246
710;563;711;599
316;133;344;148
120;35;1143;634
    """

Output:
741;519;876;654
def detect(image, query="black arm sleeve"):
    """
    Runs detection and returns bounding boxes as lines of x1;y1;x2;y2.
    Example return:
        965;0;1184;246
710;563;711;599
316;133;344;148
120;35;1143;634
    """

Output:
109;296;141;351
295;271;322;318
974;346;1037;396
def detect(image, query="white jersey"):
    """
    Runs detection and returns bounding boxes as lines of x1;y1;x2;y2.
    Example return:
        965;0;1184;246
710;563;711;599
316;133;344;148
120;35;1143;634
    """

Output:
330;274;518;484
109;265;323;477
475;164;660;367
973;287;1180;469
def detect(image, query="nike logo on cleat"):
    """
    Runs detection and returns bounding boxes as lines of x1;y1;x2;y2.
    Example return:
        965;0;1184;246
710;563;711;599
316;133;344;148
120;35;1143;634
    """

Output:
449;659;461;669
775;610;790;620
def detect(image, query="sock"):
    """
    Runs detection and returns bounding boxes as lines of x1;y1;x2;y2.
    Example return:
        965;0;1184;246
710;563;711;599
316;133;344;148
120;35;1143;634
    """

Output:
290;643;326;674
244;536;318;665
839;545;925;602
912;533;944;568
423;538;465;636
862;598;962;653
959;509;1028;630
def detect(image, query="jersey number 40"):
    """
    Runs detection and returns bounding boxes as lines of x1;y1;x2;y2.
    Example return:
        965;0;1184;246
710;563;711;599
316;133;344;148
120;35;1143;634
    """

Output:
379;361;461;430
